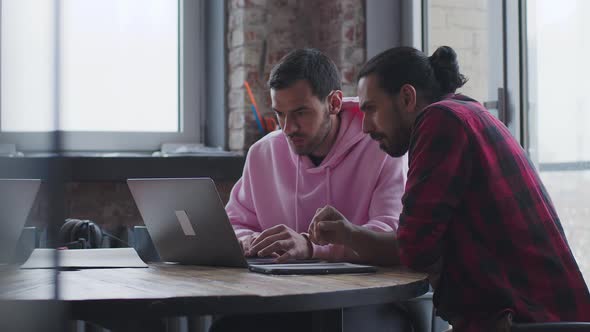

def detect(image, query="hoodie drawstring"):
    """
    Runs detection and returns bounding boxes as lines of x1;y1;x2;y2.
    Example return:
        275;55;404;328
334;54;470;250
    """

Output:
294;157;300;232
326;167;331;206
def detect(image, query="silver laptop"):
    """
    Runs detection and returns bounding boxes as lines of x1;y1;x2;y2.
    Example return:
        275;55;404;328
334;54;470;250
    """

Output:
0;179;41;264
127;178;377;274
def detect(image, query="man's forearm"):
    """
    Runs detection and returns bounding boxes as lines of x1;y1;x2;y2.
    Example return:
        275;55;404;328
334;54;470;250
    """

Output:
347;226;400;266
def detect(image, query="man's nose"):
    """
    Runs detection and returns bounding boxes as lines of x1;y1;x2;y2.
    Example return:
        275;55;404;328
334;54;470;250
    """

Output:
282;114;297;135
362;114;373;134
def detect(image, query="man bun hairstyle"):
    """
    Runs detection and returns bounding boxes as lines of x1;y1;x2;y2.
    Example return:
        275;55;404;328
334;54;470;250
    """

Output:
357;45;467;102
428;46;467;96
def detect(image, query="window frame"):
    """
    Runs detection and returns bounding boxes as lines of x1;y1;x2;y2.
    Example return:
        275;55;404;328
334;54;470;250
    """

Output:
0;0;208;153
420;0;523;143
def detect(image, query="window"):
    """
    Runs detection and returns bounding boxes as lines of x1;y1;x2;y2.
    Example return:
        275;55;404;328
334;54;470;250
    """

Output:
60;0;179;132
424;0;524;137
426;0;504;107
1;0;55;133
1;0;204;152
525;0;590;284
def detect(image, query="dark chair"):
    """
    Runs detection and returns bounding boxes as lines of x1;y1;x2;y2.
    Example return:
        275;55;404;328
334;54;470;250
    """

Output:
511;322;590;331
403;291;449;332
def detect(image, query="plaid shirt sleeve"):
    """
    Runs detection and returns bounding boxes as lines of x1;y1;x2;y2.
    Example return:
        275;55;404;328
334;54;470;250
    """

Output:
397;107;472;271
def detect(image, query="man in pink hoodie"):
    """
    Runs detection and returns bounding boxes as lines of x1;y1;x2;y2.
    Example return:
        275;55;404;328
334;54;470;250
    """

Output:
211;49;411;332
225;48;406;264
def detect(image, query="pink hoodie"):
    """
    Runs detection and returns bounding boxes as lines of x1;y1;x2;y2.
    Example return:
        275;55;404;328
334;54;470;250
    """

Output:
226;98;406;261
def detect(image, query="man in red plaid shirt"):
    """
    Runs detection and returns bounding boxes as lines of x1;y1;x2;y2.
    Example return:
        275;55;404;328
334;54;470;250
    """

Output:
309;46;590;331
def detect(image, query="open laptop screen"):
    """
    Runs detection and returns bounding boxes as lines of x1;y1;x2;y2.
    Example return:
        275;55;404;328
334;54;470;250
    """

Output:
0;179;41;264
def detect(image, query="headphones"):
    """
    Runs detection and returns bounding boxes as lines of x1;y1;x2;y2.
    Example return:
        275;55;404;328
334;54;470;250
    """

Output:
59;219;103;249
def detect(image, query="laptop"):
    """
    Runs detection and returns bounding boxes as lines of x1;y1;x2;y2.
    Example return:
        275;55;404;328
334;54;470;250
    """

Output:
127;177;376;274
0;179;41;264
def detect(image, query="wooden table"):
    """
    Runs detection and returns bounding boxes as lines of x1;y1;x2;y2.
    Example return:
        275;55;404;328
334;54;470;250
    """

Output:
1;264;429;330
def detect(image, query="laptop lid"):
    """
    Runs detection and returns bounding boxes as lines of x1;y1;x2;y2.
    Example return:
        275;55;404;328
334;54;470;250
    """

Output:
0;179;41;263
127;177;248;268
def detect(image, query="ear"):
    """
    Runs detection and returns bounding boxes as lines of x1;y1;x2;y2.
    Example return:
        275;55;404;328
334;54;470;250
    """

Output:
399;84;417;113
327;90;343;115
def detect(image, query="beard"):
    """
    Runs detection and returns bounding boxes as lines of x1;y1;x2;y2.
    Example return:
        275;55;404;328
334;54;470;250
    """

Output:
373;104;411;157
370;127;410;158
288;111;332;156
385;138;409;157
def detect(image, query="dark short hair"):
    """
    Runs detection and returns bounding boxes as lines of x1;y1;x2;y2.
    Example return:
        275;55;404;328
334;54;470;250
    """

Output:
268;48;342;100
357;46;467;102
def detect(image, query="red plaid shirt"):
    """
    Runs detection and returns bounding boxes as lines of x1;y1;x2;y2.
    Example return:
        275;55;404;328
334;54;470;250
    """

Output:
397;94;590;326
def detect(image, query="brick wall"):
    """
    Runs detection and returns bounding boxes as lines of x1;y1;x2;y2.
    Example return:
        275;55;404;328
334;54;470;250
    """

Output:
227;0;366;152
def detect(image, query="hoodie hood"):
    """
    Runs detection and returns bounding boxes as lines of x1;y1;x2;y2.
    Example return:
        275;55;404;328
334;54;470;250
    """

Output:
288;97;364;173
